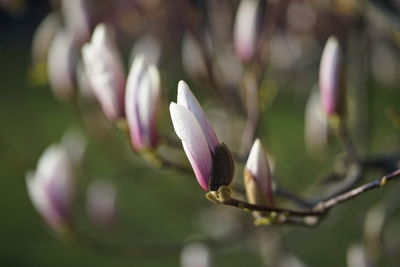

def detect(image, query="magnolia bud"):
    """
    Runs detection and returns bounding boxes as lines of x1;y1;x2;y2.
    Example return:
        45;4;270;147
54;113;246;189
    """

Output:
244;139;274;215
82;23;126;120
319;36;344;116
125;56;161;151
26;144;75;233
170;81;231;191
47;30;77;100
234;0;259;62
180;242;211;267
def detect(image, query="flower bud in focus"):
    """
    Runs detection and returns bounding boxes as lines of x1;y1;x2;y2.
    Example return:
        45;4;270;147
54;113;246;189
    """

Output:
170;81;235;191
244;139;274;216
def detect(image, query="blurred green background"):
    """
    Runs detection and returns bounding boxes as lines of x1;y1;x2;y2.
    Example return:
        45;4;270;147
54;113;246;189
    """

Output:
1;1;400;267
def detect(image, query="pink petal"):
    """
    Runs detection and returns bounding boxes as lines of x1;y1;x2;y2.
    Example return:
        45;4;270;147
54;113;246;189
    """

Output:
82;24;125;120
234;0;259;62
125;56;146;149
246;139;274;205
319;36;342;115
137;65;160;148
177;81;219;152
47;30;75;100
170;102;212;190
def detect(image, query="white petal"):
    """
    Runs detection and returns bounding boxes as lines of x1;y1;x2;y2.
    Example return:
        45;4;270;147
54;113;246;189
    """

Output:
170;102;212;190
82;24;125;119
234;0;258;61
137;65;161;146
246;139;273;200
319;36;342;115
177;81;219;152
125;55;147;148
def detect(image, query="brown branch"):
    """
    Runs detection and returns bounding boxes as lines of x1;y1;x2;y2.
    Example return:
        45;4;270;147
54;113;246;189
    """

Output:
314;169;400;212
221;198;323;217
216;169;400;226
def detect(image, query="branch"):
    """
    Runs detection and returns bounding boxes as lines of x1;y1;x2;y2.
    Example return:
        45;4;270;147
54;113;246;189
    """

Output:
314;169;400;212
212;169;400;226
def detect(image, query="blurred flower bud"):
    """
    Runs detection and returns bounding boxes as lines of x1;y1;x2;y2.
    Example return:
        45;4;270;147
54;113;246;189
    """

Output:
31;12;60;65
180;242;211;267
47;30;77;100
125;56;161;151
61;0;90;43
82;23;126;120
130;35;161;66
86;180;117;227
319;36;344;116
76;60;95;100
346;244;368;267
305;89;328;156
26;144;75;233
170;81;234;191
182;33;207;79
234;0;259;62
244;139;274;211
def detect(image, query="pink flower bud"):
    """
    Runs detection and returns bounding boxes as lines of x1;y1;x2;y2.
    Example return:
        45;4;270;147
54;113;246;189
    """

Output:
244;139;274;207
234;0;259;62
180;242;211;267
26;145;75;232
319;36;344;116
125;56;161;150
82;23;126;120
61;0;90;43
170;81;234;191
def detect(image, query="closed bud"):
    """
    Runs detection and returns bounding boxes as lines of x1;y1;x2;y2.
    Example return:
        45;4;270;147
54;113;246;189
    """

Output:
82;23;126;120
319;36;345;116
170;81;231;191
234;0;259;62
47;30;77;100
26;144;75;233
180;242;211;267
125;55;161;151
244;139;274;216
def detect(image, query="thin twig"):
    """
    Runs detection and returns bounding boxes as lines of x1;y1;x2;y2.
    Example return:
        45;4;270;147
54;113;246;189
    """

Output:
222;198;323;217
314;169;400;212
217;169;400;225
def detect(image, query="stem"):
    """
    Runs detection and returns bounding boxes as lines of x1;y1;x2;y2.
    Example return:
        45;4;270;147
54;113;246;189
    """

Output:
314;169;400;212
222;198;323;217
337;118;359;164
219;169;400;225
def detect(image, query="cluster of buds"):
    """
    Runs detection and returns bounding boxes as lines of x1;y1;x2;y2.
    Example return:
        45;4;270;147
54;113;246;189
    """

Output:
82;24;161;152
169;81;275;217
